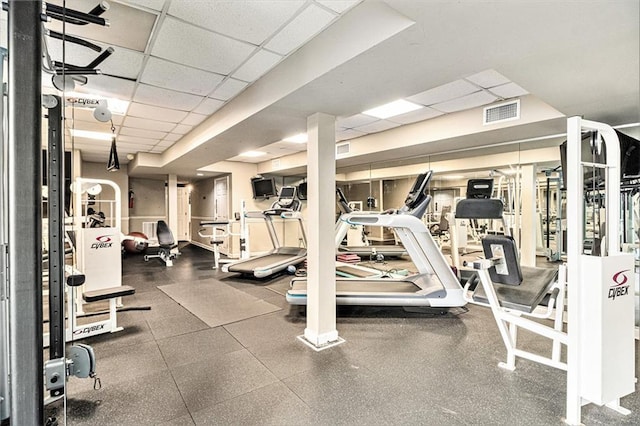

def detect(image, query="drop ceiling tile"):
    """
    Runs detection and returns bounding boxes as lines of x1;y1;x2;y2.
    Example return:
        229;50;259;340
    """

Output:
117;135;159;146
123;116;177;132
317;0;360;13
156;140;176;148
431;90;498;113
181;113;207;126
488;82;529;99
389;107;444;125
408;80;479;106
211;78;249;101
67;121;119;134
353;120;401;133
168;0;305;45
134;84;203;111
65;107;125;125
265;4;335;55
75;75;136;100
46;0;157;52
232;49;283;82
172;124;192;135
116;141;157;150
127;102;189;123
337;114;379;129
151;17;255;75
46;37;144;80
141;57;224;96
162;133;182;142
123;0;166;11
336;128;367;141
193;98;225;115
465;69;511;89
150;146;166;153
120;127;168;139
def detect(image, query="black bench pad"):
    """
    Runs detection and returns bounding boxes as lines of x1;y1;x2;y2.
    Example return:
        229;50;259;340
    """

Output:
473;266;558;313
83;285;136;302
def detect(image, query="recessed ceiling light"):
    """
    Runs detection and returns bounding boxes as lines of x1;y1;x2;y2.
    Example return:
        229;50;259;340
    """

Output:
196;173;204;176
283;133;308;143
240;150;266;157
362;99;423;119
69;129;113;141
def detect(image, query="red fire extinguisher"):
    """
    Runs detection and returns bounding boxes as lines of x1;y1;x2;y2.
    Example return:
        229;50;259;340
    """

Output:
129;190;134;209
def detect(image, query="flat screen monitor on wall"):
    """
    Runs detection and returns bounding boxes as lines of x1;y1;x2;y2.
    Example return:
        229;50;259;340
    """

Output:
251;177;277;199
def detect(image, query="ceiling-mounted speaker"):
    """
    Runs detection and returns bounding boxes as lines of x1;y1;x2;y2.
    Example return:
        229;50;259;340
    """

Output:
93;105;112;122
52;74;75;91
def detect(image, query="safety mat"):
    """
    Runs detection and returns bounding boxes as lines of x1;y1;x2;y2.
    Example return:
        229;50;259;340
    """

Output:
158;281;281;328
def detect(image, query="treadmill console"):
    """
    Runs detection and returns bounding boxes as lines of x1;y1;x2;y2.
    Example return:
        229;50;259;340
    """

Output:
268;186;301;213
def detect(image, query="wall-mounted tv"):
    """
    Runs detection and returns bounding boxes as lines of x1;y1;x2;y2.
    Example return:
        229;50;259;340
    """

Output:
251;177;277;199
297;182;307;200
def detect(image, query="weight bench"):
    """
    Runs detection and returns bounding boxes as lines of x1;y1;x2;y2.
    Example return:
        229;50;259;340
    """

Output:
463;235;567;371
144;220;178;266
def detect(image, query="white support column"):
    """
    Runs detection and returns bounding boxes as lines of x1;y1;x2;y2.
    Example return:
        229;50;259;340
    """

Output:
565;116;583;425
520;164;537;267
167;174;178;238
300;113;343;350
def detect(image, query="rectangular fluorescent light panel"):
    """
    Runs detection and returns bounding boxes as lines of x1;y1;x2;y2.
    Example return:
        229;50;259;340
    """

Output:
362;99;423;119
240;150;266;157
283;133;308;143
69;129;113;141
66;91;130;115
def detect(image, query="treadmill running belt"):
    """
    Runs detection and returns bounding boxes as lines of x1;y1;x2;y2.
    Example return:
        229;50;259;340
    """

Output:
226;253;299;272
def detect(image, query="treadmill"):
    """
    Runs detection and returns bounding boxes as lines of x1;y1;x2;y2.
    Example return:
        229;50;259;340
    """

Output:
222;186;306;278
287;171;466;307
335;187;408;258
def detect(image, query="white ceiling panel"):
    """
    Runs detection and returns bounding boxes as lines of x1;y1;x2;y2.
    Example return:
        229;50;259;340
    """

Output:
353;119;401;133
265;4;336;55
75;75;136;101
193;98;225;115
431;91;498;113
265;141;307;151
389;106;444;125
232;49;283;82
151;17;255;75
134;84;203;111
181;113;208;126
408;80;479;106
162;133;182;142
465;69;511;89
172;124;193;135
116;141;157;150
122;0;166;11
141;57;225;96
337;113;379;129
120;127;168;139
155;140;176;148
67;121;119;133
123;116;177;132
150;146;166;153
336;128;367;141
489;82;529;99
47;0;157;52
65;107;124;125
117;134;160;146
317;0;360;13
127;102;189;123
45;37;144;80
210;78;249;101
168;0;305;45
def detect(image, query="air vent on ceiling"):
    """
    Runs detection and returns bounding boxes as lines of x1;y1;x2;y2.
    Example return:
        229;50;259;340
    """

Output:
483;99;520;125
336;142;350;155
272;158;281;169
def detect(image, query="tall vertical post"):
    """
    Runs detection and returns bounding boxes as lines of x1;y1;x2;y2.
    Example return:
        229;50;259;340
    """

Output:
167;174;178;239
8;1;44;424
302;112;342;349
519;164;537;267
0;46;10;425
